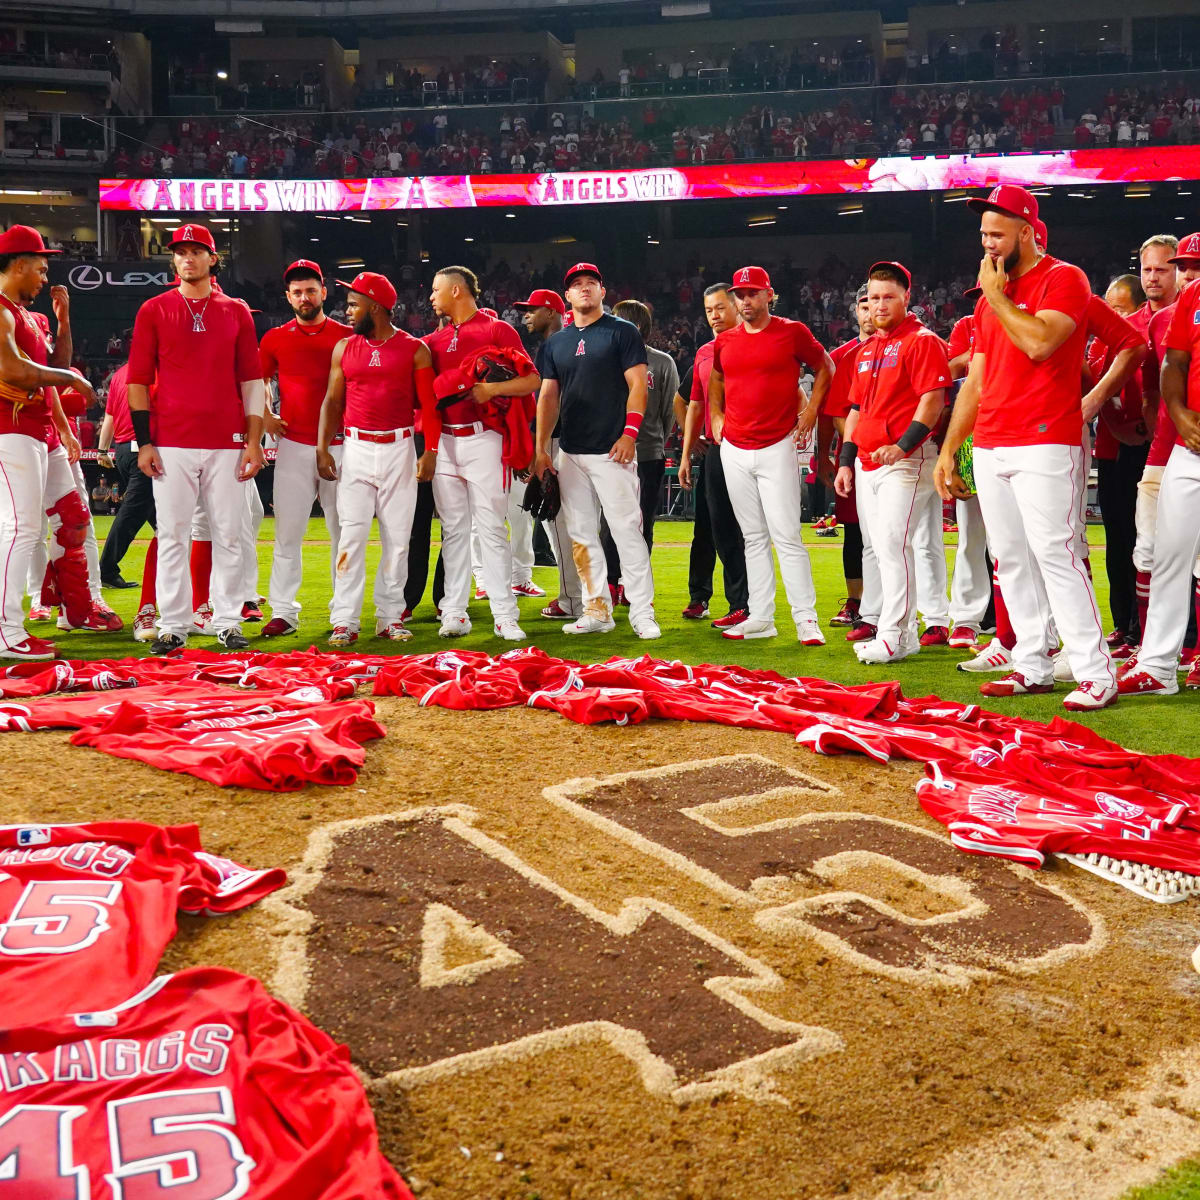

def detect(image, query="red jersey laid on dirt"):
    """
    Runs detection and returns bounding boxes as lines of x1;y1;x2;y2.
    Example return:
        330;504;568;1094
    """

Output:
0;821;284;1026
848;314;950;469
104;362;134;444
712;316;826;450
946;314;975;361
0;293;51;440
259;316;352;446
341;330;422;431
972;254;1091;449
0;966;412;1200
128;289;261;449
423;309;527;430
823;336;865;421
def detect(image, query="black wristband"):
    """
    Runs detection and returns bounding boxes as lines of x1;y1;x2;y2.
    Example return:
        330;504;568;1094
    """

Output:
838;441;858;469
131;410;152;447
896;420;932;454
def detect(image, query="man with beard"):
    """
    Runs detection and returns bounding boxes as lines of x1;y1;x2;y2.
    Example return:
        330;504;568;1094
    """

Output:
257;260;351;637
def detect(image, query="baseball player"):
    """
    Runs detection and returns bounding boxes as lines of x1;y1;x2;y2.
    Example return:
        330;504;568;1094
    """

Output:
318;270;439;646
425;266;537;641
934;185;1115;710
835;261;951;664
258;259;352;637
127;223;266;655
515;286;582;620
707;265;834;643
0;225;98;661
531;262;658;638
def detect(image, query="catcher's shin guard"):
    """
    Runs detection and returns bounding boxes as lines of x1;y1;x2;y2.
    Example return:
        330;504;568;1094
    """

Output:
46;491;92;626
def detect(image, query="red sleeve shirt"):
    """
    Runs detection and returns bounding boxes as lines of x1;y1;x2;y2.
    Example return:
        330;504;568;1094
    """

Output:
848;315;951;469
423;311;529;431
259;317;352;446
1146;302;1181;465
104;364;135;444
0;294;51;441
689;340;717;439
128;291;261;449
712;317;826;450
972;255;1091;450
1162;279;1200;450
947;314;975;361
823;337;864;420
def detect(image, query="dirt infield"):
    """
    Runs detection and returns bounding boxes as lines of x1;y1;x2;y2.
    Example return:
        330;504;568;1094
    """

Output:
8;696;1200;1198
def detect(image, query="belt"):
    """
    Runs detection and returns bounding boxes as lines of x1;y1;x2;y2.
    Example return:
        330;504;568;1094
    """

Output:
444;421;485;438
345;426;413;444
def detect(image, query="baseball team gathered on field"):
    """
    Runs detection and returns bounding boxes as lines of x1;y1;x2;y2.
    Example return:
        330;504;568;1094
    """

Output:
3;182;1200;714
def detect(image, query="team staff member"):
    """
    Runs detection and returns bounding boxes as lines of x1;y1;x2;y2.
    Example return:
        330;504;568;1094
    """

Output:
0;226;97;661
1121;275;1200;696
531;262;659;639
835;262;951;665
97;359;153;593
515;287;581;620
319;270;438;646
934;186;1114;710
708;265;834;644
678;283;749;627
426;266;536;642
128;223;265;656
258;259;352;637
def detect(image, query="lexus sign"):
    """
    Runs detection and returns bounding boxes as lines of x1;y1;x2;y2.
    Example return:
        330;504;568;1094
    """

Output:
64;263;171;292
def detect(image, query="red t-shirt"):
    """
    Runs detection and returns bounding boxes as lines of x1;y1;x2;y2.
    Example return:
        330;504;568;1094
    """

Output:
0;820;283;1026
972;254;1091;449
712;317;826;450
0;294;51;441
259;316;352;446
689;340;718;438
1162;279;1200;449
1146;302;1181;466
128;289;261;449
1084;296;1149;460
341;329;422;431
848;314;951;470
104;362;134;444
823;336;865;421
0;966;412;1200
423;310;527;431
947;314;975;361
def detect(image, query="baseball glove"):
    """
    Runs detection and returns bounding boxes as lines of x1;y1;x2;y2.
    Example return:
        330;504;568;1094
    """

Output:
520;472;561;521
954;434;976;496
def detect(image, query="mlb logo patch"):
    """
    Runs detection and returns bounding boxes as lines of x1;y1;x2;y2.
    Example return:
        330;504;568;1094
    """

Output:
17;827;50;846
857;360;871;373
1193;309;1200;324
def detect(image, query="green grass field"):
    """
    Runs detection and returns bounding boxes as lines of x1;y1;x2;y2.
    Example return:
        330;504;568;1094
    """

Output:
53;513;1200;758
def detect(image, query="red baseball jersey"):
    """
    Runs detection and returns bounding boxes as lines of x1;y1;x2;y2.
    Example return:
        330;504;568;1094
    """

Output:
0;966;412;1199
1145;303;1180;466
341;330;422;431
423;309;527;430
822;336;865;421
972;254;1091;449
1086;297;1149;459
104;363;134;444
259;316;352;446
0;294;51;441
946;314;975;362
1161;278;1200;449
0;821;284;1026
128;289;261;449
688;340;719;439
712;317;826;450
848;314;950;469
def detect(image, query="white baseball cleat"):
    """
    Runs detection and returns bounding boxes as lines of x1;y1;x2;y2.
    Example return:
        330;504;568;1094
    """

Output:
494;619;527;641
1062;681;1119;711
191;602;214;635
797;619;825;646
132;604;157;643
855;636;919;665
722;618;777;641
632;618;661;640
438;614;472;639
1052;651;1075;683
563;612;616;635
957;640;1013;673
26;604;52;622
511;580;546;598
376;620;413;642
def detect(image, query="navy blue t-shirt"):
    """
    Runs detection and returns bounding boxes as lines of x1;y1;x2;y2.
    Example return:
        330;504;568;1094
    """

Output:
541;314;647;455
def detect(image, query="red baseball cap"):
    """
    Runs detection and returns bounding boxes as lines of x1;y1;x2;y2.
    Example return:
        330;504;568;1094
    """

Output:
1034;218;1049;250
730;265;772;293
336;270;397;312
433;367;475;404
0;225;60;256
564;262;603;287
513;288;566;315
283;258;323;282
867;260;912;289
1169;232;1200;263
168;223;217;252
967;184;1039;224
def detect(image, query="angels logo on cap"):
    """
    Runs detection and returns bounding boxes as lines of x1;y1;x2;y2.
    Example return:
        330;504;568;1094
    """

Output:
1169;232;1200;263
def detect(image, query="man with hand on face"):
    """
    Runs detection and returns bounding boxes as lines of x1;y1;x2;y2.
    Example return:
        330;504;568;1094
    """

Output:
934;186;1115;710
257;260;352;638
127;223;266;656
835;262;951;665
318;271;438;647
531;262;659;639
707;265;834;644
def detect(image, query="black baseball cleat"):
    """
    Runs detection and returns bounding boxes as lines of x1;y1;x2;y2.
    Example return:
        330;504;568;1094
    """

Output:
217;628;250;651
150;633;187;656
101;575;138;590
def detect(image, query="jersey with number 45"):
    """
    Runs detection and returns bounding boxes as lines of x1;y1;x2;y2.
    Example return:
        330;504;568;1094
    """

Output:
0;823;285;1027
0;966;412;1199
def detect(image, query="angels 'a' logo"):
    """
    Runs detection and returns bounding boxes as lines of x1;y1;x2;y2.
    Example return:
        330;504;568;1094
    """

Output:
646;369;655;389
737;269;752;284
368;348;382;367
575;339;586;357
180;225;195;242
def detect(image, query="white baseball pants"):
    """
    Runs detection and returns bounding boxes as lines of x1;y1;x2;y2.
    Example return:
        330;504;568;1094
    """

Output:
949;495;991;628
910;476;949;627
854;442;938;647
471;486;535;587
267;437;341;625
330;432;416;631
153;447;247;639
434;427;518;625
558;451;654;624
974;443;1114;688
0;433;48;648
241;475;264;602
1132;465;1161;574
721;434;817;629
547;438;582;615
1137;445;1200;677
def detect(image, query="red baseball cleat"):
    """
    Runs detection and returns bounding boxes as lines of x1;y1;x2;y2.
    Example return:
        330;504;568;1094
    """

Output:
845;621;877;643
681;601;710;620
260;617;298;638
711;608;748;629
978;672;1054;697
511;580;546;598
1116;668;1178;696
919;625;950;646
829;598;860;627
540;601;575;619
0;636;56;661
1186;660;1200;690
1062;681;1118;711
241;600;263;622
